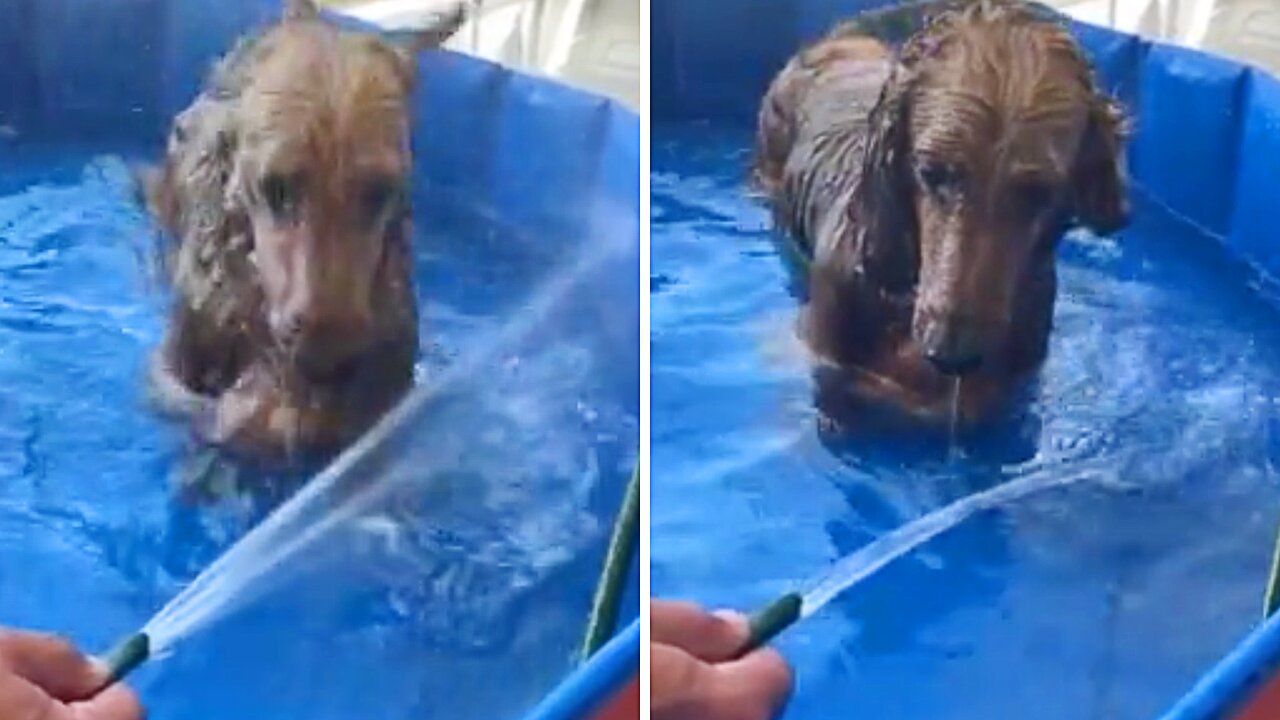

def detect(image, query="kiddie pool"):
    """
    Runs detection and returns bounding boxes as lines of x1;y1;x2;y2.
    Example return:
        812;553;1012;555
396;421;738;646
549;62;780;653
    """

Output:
0;1;639;719
652;1;1280;719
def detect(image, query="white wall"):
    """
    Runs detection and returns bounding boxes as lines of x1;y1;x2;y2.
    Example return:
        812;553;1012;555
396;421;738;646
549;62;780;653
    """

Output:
1045;0;1280;75
333;0;641;109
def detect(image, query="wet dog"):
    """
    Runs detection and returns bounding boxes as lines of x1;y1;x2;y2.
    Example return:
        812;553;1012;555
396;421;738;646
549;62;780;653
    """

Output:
140;0;464;464
753;0;1128;425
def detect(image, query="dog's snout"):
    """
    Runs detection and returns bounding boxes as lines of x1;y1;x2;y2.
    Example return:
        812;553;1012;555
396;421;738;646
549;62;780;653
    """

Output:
918;314;984;376
295;342;362;382
277;308;375;381
277;309;307;346
925;346;983;376
274;304;317;351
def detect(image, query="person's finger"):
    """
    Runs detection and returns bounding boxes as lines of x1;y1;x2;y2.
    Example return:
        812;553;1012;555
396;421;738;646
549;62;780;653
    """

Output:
0;629;108;701
650;601;750;662
70;683;145;720
651;643;793;720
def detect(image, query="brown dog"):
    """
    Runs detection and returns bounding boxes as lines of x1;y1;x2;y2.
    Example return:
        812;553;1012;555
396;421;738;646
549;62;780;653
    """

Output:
754;0;1128;423
141;0;464;463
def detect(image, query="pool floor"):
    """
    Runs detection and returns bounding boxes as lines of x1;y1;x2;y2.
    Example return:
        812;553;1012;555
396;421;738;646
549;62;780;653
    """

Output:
0;141;632;720
651;123;1280;719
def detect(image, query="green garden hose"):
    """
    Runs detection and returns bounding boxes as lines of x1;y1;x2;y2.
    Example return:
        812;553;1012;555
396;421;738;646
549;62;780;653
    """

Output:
580;462;641;660
1264;518;1280;618
92;632;150;696
731;592;803;660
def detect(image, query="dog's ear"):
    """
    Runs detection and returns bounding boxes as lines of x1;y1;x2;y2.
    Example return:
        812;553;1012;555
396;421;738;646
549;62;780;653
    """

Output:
389;3;468;56
1072;93;1129;236
851;64;920;293
376;2;468;88
283;0;320;22
217;126;256;252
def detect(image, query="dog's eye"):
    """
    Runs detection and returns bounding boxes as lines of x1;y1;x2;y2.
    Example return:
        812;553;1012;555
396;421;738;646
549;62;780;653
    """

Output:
261;173;301;219
1016;181;1055;213
918;162;962;196
362;179;404;223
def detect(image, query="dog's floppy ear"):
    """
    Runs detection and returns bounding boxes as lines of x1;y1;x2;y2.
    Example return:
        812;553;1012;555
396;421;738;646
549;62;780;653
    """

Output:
1072;92;1129;236
283;0;320;21
851;63;920;294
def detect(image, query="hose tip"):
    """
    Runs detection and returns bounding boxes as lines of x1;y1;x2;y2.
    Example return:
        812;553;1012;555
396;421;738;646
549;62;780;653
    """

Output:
735;592;803;660
99;632;150;689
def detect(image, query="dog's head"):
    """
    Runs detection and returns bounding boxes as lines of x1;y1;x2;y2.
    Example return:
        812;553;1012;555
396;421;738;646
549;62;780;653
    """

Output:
228;0;461;382
857;0;1128;376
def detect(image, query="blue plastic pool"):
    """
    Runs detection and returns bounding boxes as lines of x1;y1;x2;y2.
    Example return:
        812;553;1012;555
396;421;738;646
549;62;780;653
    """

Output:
0;1;639;719
652;2;1280;718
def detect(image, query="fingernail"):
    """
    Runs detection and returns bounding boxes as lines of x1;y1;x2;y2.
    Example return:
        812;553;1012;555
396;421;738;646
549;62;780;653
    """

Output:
89;656;109;675
711;609;749;632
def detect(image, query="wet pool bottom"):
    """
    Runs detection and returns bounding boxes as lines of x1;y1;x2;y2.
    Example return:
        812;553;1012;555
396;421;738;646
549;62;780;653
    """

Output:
0;141;632;720
651;123;1280;720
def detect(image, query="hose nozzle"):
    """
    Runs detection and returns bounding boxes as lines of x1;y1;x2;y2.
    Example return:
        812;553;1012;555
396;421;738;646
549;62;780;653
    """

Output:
94;632;149;695
731;592;803;660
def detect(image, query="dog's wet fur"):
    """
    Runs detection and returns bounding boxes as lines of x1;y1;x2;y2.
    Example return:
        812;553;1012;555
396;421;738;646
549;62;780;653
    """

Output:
139;0;464;464
753;0;1128;425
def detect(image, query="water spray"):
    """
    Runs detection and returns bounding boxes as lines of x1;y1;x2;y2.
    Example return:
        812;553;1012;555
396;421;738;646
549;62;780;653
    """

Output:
726;464;1096;660
82;235;634;699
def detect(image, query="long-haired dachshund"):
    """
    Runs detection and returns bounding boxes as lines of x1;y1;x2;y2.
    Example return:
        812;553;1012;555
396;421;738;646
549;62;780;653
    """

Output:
753;0;1129;425
140;0;465;464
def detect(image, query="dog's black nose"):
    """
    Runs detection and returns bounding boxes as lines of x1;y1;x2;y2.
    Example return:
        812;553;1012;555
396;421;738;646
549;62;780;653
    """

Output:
274;308;309;348
296;350;361;383
919;315;984;376
924;347;984;376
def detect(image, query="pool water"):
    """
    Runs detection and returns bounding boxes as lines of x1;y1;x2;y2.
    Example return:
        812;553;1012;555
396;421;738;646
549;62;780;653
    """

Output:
651;123;1280;719
0;140;635;720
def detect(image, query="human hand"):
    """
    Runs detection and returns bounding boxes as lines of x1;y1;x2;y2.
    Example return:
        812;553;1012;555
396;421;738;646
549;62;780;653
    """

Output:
651;600;793;720
0;629;143;720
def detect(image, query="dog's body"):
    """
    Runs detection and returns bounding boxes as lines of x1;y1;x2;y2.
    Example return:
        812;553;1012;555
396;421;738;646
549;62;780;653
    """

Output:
141;0;463;463
754;1;1128;423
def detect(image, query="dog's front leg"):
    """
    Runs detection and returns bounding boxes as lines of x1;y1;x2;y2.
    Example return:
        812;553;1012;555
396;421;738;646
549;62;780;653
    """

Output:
198;364;352;464
193;364;297;462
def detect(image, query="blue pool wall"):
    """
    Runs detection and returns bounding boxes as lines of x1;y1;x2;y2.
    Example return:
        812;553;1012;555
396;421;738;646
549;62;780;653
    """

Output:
0;0;640;715
654;0;1280;717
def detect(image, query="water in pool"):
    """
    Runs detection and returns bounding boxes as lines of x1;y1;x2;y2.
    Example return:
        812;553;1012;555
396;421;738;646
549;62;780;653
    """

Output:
0;141;635;720
651;123;1280;719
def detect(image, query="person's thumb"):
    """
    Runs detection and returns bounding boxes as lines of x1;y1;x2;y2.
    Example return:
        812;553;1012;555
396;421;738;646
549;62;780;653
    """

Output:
70;684;145;720
0;630;107;700
0;629;144;719
652;643;793;720
650;602;751;662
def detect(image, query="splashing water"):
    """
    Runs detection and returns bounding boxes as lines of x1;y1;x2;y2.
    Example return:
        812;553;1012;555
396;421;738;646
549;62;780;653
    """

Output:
799;462;1101;617
140;235;631;657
